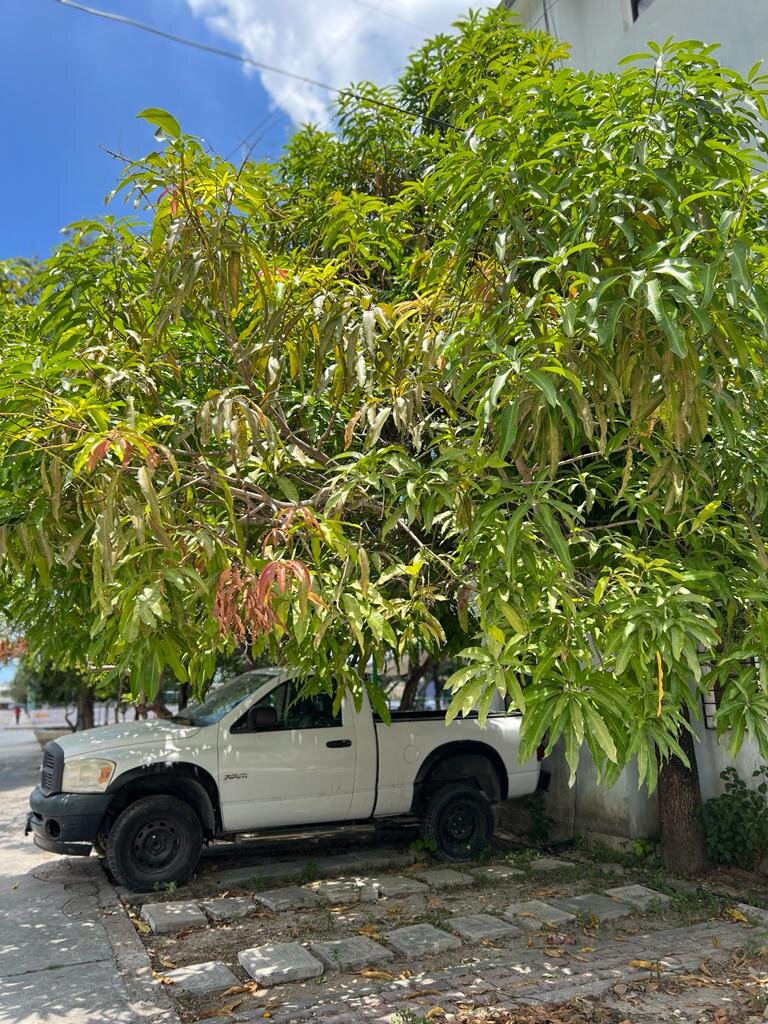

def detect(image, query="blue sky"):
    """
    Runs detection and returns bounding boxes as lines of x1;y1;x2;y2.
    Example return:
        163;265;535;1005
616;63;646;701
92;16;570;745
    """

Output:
2;0;480;262
1;0;291;260
0;661;17;687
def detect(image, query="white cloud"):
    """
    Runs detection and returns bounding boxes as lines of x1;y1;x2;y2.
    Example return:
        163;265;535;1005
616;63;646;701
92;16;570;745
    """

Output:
185;1;487;127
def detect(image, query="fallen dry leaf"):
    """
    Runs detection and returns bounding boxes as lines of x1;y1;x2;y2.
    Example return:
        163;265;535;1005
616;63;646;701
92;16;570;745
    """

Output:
725;907;749;923
425;1009;445;1020
135;921;151;935
357;924;382;940
359;968;394;981
217;997;245;1015
221;982;264;997
629;959;661;971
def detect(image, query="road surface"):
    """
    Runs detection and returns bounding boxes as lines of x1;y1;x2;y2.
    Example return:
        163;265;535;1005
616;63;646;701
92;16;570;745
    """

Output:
0;728;176;1024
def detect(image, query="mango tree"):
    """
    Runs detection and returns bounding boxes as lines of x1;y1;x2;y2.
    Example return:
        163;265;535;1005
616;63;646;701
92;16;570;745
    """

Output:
2;10;768;871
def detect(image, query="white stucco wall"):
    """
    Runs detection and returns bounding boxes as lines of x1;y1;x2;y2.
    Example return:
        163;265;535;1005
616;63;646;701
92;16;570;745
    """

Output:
542;740;659;845
543;723;766;846
509;0;768;76
692;717;767;800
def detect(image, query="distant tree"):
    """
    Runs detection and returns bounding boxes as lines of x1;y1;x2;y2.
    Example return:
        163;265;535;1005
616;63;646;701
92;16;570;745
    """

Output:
2;11;768;871
12;658;101;730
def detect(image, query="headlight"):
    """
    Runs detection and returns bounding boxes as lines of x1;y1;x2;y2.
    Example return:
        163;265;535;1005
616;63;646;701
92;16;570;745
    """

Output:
61;759;115;793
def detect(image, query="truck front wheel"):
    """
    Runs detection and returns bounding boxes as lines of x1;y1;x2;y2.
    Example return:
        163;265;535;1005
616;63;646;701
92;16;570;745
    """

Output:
105;794;202;891
421;783;494;861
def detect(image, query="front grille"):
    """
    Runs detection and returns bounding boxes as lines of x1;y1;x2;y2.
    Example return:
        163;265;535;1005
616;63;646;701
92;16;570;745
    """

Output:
40;741;64;795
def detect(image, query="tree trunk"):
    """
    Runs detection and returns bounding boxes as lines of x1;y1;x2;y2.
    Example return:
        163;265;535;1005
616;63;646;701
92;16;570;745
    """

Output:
658;712;707;875
135;689;148;720
178;683;190;711
76;690;95;732
150;691;173;719
399;653;435;711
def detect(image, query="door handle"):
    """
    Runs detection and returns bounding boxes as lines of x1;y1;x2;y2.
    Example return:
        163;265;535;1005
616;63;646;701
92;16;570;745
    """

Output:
326;739;352;748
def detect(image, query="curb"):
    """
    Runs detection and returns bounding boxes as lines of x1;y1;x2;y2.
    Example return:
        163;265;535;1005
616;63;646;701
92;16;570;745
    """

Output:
92;862;182;1024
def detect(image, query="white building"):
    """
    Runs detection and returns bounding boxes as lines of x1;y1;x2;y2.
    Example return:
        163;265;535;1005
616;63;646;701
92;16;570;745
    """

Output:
506;0;768;76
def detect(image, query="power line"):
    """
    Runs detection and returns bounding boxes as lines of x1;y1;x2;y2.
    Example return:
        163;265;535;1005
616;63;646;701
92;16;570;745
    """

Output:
228;0;392;161
348;0;428;33
52;0;342;97
49;0;455;132
50;0;567;158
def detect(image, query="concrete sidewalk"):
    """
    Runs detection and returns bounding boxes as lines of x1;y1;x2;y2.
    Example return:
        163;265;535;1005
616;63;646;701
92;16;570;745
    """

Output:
0;729;178;1024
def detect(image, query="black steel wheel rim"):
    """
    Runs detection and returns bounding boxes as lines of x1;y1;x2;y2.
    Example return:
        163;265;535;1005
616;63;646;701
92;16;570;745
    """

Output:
133;818;180;872
440;799;480;851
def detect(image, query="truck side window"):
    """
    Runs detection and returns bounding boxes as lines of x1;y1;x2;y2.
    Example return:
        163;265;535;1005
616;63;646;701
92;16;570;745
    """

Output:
232;682;341;733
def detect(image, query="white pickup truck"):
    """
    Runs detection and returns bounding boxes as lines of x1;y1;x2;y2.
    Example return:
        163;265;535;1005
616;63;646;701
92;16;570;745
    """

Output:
27;668;542;890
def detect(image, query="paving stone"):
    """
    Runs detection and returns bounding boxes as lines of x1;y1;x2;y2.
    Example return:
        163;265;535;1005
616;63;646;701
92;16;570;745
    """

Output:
238;941;324;986
470;864;525;883
528;857;576;871
605;884;672;911
448;913;521;941
385;923;462;958
140;900;207;934
306;877;379;904
554;892;633;921
255;885;323;912
213;848;414;887
736;902;768;926
502;900;576;929
370;874;430;897
414;868;474;889
310;935;394;970
596;862;627;875
199;897;254;922
163;960;239;995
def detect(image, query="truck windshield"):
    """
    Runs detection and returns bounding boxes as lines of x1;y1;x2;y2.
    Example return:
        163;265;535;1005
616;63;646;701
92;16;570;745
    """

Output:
178;671;280;726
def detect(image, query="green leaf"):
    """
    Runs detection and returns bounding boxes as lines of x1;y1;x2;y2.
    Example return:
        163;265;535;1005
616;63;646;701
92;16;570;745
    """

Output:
535;504;573;574
137;108;181;140
497;400;518;457
646;278;686;356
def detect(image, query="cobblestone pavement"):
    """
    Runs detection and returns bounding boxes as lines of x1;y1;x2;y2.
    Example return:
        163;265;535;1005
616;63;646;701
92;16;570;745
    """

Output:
138;851;768;1024
234;919;760;1023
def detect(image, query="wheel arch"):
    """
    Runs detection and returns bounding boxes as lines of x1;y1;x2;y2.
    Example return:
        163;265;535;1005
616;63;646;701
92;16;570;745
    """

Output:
411;741;508;816
106;762;221;837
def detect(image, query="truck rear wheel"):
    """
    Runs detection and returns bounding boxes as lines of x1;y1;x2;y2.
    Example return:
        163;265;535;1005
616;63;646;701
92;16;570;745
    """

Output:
421;783;493;861
105;794;202;891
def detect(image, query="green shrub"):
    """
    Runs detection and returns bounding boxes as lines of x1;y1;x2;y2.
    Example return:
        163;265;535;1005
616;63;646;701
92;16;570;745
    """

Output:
700;766;768;870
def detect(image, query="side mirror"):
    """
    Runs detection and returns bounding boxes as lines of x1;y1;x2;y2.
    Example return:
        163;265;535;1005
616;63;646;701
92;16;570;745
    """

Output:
249;705;278;731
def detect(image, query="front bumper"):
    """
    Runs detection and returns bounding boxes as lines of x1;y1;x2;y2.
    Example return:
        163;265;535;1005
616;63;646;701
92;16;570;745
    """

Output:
26;786;112;856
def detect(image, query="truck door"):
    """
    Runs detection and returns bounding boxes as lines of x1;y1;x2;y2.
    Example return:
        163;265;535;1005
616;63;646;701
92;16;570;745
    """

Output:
217;679;358;832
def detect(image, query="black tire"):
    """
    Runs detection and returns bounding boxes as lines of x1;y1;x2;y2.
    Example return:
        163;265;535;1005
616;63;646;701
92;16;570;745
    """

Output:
105;795;202;891
421;782;494;861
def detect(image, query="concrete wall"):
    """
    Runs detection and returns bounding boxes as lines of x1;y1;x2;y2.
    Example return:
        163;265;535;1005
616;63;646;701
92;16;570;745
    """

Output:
508;0;768;76
692;716;766;800
541;740;659;847
542;726;766;846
